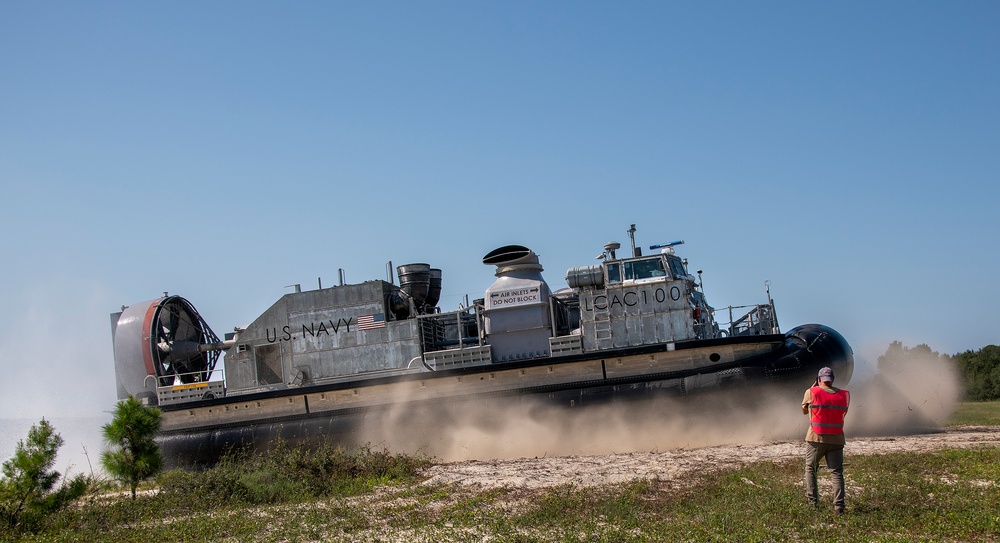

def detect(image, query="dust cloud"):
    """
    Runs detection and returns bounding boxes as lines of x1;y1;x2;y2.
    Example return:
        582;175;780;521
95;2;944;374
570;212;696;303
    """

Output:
848;349;963;436
0;279;117;477
353;354;963;462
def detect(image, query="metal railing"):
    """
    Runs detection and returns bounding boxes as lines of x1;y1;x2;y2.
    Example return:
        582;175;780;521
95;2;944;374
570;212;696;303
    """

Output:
417;306;483;353
714;302;780;337
154;368;227;405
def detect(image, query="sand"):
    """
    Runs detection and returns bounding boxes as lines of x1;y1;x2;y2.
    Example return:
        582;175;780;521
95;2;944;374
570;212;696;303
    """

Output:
421;426;1000;489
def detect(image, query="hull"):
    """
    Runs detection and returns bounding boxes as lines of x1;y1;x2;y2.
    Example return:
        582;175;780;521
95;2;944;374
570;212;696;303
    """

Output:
158;324;851;466
110;228;855;467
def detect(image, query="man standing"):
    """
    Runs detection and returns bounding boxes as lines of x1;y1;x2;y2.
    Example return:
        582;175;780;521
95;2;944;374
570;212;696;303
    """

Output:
802;366;850;514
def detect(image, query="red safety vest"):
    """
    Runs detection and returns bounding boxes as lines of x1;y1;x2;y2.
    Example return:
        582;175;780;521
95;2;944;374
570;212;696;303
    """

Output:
809;386;850;435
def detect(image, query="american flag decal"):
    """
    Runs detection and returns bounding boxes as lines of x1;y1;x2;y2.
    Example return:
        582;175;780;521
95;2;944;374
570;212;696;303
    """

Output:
357;313;386;331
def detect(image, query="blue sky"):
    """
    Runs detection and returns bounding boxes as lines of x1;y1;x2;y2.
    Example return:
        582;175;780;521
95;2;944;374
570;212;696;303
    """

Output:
1;1;998;430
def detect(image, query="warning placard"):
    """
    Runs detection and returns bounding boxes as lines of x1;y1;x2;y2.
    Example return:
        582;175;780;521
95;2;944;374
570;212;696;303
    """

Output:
489;287;541;309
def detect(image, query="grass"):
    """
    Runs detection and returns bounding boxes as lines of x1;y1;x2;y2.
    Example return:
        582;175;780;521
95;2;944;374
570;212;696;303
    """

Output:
4;402;998;542
20;449;995;543
11;447;999;542
949;400;1000;426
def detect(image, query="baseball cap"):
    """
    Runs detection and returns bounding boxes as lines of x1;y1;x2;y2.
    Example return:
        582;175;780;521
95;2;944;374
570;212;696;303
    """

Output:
818;367;835;382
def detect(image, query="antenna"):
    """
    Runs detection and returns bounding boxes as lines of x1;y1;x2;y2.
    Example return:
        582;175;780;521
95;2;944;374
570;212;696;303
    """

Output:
602;242;621;261
628;224;638;257
650;240;685;250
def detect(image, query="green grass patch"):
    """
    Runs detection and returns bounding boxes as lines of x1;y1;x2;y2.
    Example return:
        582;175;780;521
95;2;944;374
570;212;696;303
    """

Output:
8;445;1000;542
2;443;428;542
153;441;430;507
949;400;1000;426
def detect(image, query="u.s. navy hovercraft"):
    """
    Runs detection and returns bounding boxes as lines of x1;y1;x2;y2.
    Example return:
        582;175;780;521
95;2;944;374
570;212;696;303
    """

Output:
111;226;853;465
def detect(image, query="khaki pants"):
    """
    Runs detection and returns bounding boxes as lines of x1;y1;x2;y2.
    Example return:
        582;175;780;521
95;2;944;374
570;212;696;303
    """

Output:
805;441;845;510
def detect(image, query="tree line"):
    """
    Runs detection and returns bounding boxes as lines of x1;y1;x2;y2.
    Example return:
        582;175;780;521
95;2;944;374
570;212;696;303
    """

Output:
878;342;1000;402
953;345;1000;401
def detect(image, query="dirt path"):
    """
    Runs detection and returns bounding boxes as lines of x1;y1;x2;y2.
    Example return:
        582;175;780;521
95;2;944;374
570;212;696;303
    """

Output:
421;426;1000;489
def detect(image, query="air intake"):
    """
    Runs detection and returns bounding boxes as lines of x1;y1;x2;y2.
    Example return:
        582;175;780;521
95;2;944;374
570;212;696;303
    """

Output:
482;245;551;362
482;245;543;276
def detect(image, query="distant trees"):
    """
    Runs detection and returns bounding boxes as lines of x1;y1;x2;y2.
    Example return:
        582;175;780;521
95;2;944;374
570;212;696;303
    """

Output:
101;396;163;499
877;341;951;375
0;419;87;534
878;341;1000;402
954;345;1000;401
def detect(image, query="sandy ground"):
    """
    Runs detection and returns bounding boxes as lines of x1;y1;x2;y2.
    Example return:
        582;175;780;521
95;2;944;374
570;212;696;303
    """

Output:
421;426;1000;489
383;355;988;490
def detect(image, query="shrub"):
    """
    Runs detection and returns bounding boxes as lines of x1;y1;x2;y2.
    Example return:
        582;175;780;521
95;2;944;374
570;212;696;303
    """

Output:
156;442;429;506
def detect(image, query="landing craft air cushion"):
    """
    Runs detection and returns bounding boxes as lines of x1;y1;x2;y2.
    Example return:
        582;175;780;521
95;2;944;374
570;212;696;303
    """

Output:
111;226;854;466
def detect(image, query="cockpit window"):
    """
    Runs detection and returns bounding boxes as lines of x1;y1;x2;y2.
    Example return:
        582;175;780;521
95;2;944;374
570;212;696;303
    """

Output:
606;262;622;283
622;257;668;281
666;256;686;278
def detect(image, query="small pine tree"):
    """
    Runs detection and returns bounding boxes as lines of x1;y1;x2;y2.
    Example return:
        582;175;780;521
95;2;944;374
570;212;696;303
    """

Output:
101;396;164;499
0;418;87;533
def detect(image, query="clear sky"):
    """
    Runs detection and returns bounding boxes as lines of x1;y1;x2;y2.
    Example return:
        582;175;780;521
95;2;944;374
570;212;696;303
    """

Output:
1;1;998;428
